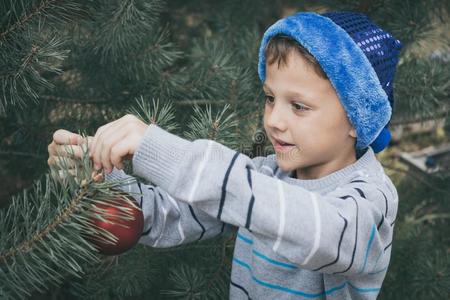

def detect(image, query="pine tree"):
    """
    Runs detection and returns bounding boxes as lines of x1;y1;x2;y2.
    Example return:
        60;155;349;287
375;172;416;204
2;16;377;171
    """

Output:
1;0;449;299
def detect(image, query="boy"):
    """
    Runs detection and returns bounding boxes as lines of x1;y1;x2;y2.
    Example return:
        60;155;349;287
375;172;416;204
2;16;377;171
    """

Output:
48;11;402;299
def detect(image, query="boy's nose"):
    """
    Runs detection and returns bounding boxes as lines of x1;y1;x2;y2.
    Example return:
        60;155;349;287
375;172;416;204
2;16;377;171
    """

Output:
266;103;289;132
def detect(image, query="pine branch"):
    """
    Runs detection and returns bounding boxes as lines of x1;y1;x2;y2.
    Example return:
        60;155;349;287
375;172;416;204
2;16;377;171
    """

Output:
126;95;180;133
136;24;184;73
40;94;110;104
381;163;450;196
65;245;159;299
0;0;61;41
202;234;234;292
90;0;165;63
393;57;450;123
176;100;228;106
371;0;440;52
186;37;239;100
310;0;385;14
184;103;240;150
1;35;69;115
410;213;450;225
0;147;141;299
42;94;230;106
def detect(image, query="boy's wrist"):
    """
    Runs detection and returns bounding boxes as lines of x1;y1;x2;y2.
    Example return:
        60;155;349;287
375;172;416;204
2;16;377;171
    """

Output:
132;123;191;192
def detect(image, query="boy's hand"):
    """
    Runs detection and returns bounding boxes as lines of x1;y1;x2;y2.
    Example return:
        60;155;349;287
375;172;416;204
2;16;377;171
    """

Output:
48;129;103;182
89;114;148;174
48;129;86;169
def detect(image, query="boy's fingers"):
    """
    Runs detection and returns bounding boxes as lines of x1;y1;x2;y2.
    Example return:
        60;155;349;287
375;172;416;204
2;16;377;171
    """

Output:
48;141;70;156
48;156;78;169
110;139;129;171
53;129;82;145
99;125;128;173
81;136;94;145
54;144;85;158
91;171;104;183
53;168;77;180
80;136;94;153
48;141;57;155
90;119;121;158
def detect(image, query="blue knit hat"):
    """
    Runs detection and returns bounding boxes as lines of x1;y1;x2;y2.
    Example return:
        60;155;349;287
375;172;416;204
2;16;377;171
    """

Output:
258;11;403;153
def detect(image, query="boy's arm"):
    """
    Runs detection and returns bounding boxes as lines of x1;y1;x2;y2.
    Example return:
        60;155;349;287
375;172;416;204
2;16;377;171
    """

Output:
105;168;236;248
132;124;398;276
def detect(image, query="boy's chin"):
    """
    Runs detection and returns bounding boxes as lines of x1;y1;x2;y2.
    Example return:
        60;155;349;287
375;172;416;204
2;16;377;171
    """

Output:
274;159;297;173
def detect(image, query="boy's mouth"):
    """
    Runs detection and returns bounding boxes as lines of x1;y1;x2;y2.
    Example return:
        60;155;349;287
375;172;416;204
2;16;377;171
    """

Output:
273;137;296;152
273;137;294;146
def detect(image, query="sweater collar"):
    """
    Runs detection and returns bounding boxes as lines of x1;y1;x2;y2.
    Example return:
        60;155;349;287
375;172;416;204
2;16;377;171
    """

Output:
278;147;379;191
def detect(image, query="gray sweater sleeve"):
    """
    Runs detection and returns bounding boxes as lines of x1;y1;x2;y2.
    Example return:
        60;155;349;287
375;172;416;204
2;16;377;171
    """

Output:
132;124;398;276
105;168;237;248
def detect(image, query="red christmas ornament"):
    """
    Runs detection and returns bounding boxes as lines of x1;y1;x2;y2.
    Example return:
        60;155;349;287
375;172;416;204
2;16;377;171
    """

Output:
88;189;144;255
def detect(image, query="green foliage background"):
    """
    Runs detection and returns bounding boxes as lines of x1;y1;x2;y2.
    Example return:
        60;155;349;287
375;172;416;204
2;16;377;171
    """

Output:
0;0;449;299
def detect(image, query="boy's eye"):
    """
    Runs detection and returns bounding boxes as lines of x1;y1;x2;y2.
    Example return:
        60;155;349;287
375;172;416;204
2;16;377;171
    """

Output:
292;102;309;111
265;95;310;112
264;95;274;104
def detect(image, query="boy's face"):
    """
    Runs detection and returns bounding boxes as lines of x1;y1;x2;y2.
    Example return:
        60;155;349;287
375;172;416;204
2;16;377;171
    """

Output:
263;51;357;180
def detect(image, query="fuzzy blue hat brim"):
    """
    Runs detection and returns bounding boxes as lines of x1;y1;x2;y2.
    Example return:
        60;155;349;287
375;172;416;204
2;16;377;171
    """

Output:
258;12;392;150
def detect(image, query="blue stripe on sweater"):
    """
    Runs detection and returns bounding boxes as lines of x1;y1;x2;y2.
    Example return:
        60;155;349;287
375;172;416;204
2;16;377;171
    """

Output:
233;258;345;297
238;233;297;269
357;224;377;274
253;250;298;270
237;232;253;244
239;223;379;276
233;258;380;297
347;282;381;293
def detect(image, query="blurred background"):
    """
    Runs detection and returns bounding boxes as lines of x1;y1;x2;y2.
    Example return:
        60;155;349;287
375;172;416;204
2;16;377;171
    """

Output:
0;0;449;299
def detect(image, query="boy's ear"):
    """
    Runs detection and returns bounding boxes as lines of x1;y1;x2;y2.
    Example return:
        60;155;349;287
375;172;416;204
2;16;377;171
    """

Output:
349;127;357;138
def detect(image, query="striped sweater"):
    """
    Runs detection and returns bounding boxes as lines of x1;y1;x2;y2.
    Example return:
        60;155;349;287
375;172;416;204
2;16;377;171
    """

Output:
105;123;398;299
